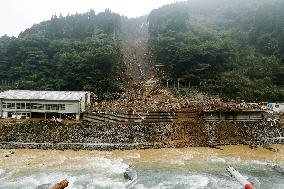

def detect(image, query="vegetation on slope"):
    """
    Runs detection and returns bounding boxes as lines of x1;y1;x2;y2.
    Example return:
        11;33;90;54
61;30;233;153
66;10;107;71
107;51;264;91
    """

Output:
0;1;283;102
148;0;284;101
0;10;124;100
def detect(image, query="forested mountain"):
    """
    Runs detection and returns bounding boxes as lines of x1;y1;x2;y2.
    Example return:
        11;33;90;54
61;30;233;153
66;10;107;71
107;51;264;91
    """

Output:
0;0;283;102
0;10;124;100
19;9;120;39
148;0;284;101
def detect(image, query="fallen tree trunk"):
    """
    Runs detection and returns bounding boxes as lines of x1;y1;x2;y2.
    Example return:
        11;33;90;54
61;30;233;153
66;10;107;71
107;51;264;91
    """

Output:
49;180;68;189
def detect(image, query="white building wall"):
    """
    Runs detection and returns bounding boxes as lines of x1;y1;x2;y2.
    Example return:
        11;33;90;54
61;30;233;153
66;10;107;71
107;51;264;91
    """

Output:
2;111;8;118
78;92;91;112
86;93;91;105
0;90;92;120
1;100;81;116
65;102;80;113
273;103;284;113
80;97;86;112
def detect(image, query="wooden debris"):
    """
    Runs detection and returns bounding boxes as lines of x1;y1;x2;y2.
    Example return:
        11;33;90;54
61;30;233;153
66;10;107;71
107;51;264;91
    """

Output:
49;180;68;189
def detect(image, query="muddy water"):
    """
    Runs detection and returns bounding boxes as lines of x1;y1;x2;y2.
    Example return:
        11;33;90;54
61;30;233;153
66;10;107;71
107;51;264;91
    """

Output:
0;145;283;189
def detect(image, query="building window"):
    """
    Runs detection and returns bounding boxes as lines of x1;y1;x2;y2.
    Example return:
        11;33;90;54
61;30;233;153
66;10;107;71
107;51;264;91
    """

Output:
45;104;65;111
8;112;16;117
26;103;31;109
2;103;7;108
45;104;51;110
7;103;15;109
3;103;67;111
4;103;26;109
16;103;21;109
16;103;25;109
51;104;59;110
31;103;44;110
59;104;65;110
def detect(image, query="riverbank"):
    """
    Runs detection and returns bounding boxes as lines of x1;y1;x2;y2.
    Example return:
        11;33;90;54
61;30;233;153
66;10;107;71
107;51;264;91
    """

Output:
1;145;284;168
0;120;283;150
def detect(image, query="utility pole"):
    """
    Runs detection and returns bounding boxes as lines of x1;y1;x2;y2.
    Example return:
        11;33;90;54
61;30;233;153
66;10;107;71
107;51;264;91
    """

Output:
166;79;169;88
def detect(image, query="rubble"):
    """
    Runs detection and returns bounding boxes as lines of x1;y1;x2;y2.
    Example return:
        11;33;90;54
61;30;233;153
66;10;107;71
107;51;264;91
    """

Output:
92;16;195;114
91;86;199;113
90;12;266;117
202;101;266;112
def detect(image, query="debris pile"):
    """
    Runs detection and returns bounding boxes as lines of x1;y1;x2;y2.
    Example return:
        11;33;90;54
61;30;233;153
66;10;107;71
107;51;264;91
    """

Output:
202;101;266;112
92;14;224;115
91;86;203;113
95;15;186;114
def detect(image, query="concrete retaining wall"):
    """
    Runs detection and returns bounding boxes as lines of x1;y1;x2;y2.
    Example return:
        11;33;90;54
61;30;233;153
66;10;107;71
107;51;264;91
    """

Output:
0;120;283;150
203;111;265;122
83;111;198;123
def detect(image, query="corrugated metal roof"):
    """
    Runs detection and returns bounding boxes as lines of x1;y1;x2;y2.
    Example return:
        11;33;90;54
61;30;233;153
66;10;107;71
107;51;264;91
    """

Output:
0;90;88;101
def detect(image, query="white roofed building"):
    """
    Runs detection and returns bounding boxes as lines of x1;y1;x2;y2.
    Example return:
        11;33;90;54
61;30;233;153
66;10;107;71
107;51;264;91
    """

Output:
0;90;91;120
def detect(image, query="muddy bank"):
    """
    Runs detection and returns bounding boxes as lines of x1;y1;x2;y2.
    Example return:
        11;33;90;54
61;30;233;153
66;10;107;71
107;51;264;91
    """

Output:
0;120;283;150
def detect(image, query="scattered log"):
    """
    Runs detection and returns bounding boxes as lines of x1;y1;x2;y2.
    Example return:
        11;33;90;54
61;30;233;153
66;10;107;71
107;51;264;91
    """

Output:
49;180;69;189
262;144;279;152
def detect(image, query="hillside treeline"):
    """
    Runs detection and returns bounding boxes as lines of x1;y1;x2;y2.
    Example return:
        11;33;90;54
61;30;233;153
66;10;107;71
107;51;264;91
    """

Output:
0;1;283;102
0;10;124;100
148;0;284;101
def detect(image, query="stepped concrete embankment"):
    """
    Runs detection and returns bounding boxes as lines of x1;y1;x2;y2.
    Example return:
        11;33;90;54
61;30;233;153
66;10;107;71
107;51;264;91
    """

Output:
0;119;283;150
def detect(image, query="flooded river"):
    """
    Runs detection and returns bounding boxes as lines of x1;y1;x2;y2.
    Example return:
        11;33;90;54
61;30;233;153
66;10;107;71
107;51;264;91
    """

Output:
0;145;283;189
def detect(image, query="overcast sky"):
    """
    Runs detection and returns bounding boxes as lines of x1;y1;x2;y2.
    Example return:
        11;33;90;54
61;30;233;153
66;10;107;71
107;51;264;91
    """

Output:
0;0;185;37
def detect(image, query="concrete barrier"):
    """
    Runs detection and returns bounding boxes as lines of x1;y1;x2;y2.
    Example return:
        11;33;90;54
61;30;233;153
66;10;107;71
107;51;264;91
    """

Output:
83;111;198;123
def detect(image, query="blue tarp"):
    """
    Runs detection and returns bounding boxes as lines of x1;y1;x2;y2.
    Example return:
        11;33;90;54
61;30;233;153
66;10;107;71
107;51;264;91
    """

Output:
268;103;273;110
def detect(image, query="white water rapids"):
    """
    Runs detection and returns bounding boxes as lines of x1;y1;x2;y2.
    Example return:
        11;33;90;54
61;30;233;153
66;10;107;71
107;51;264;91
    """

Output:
0;145;283;189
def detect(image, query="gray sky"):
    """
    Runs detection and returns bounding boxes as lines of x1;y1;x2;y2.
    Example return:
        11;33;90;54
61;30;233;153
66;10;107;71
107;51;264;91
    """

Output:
0;0;185;37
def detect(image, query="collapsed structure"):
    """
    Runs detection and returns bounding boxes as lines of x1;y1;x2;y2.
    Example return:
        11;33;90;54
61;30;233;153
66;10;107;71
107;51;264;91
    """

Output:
0;90;91;120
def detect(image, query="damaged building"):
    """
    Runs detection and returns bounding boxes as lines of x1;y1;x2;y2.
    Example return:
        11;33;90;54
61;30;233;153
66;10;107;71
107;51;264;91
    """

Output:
0;90;91;120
